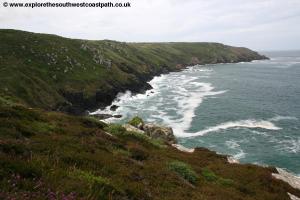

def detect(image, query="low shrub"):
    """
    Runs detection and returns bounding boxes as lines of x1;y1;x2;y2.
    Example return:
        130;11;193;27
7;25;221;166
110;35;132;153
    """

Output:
81;117;107;129
169;161;198;184
128;116;144;127
201;168;234;187
201;168;218;182
70;169;109;184
129;145;149;161
104;124;126;135
70;169;125;200
0;159;42;178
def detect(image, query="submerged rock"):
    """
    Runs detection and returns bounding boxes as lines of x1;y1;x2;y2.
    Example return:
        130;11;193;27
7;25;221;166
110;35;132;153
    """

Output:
91;114;113;120
143;123;177;144
110;105;119;111
91;113;123;120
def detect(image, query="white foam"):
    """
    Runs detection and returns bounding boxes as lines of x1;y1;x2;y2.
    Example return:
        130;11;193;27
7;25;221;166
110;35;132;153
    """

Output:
278;138;300;154
233;150;246;160
93;65;228;137
178;119;281;138
224;140;246;160
269;116;298;122
225;140;240;149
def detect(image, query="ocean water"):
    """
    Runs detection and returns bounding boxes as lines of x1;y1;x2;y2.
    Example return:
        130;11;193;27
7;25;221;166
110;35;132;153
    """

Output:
92;51;300;175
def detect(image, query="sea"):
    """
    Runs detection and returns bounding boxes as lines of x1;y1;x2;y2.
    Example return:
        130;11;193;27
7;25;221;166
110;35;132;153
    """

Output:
92;50;300;176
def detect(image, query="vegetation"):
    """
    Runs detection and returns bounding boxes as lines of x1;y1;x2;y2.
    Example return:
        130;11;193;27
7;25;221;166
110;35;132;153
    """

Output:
128;116;144;127
1;29;297;199
0;29;267;114
168;161;199;184
201;167;235;187
0;103;299;199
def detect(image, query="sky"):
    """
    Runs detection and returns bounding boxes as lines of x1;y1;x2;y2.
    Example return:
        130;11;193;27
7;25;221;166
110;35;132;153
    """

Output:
1;0;300;51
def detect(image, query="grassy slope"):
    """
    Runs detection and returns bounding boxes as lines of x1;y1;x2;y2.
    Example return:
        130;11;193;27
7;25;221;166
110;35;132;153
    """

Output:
0;29;267;114
0;103;299;200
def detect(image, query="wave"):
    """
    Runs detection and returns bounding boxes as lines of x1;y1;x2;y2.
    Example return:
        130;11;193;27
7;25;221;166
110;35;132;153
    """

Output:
277;138;300;154
233;150;246;160
269;116;298;122
177;119;281;138
92;66;228;134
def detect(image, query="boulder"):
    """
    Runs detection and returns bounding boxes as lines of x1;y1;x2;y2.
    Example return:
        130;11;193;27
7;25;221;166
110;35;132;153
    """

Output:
110;105;119;111
143;123;177;144
122;124;145;134
91;114;113;120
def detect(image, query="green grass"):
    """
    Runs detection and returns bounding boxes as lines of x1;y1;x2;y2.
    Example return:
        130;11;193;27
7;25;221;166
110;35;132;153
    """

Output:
201;167;234;187
128;116;144;127
104;124;126;135
0;29;267;114
0;104;299;199
169;161;199;184
70;169;110;184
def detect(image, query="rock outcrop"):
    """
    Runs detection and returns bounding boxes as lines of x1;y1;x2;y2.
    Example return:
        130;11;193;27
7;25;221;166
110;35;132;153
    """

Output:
143;123;177;144
272;168;300;190
172;144;195;153
123;117;177;144
122;124;145;134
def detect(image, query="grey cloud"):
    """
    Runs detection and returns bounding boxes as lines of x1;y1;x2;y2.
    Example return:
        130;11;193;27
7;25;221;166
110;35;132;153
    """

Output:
0;0;299;50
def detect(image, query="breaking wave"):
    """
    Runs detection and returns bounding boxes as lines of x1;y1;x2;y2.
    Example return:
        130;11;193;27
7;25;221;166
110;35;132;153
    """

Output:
177;119;282;138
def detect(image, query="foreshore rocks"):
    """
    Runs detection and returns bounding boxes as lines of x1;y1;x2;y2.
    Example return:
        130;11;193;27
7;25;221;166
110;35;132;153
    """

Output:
272;168;300;200
56;54;268;116
272;168;300;190
123;117;177;144
143;123;177;144
90;113;123;120
122;124;145;134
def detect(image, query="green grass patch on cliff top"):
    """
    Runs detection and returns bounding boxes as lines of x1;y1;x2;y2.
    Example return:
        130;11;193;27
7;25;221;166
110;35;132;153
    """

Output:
168;160;199;184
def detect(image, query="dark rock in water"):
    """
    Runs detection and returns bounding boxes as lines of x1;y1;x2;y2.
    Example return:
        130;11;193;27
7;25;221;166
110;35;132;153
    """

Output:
91;114;113;120
110;105;119;111
113;115;122;118
143;123;177;144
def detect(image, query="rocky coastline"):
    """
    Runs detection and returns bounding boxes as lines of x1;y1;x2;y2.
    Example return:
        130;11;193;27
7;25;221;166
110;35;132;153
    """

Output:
121;117;300;200
70;57;268;115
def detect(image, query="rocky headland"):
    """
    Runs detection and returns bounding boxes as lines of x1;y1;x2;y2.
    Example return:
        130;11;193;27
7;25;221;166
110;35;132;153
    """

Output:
2;29;299;200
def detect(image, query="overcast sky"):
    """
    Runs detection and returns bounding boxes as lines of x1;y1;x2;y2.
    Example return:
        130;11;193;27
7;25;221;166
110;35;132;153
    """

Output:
1;0;300;50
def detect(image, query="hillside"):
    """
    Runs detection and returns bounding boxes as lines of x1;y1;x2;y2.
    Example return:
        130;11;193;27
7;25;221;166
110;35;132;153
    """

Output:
0;29;268;114
2;29;297;200
0;103;299;200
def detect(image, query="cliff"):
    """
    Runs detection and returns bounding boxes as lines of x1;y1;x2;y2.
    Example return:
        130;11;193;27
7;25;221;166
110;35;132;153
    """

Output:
1;29;299;200
0;29;268;114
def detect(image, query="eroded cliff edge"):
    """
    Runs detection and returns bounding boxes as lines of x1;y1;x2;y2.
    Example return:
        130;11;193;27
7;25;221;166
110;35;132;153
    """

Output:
0;29;268;114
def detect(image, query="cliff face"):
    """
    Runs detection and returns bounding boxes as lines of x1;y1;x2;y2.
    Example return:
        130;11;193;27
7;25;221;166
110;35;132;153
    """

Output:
0;29;268;114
